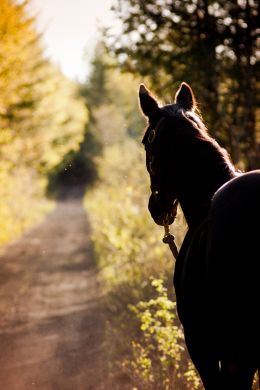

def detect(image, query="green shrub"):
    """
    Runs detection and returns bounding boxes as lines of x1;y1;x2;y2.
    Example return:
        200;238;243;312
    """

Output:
124;278;200;390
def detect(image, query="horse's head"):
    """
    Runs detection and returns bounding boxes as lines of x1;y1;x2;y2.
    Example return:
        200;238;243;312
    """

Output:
139;82;197;225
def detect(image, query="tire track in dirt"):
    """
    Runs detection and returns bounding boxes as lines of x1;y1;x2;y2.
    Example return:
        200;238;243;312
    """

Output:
0;194;110;389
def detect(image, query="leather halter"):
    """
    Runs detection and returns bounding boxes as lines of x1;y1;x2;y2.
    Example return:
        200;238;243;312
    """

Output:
144;116;179;259
146;117;166;176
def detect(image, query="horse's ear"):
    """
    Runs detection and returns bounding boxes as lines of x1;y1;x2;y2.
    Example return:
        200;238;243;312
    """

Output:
139;84;160;118
175;82;196;111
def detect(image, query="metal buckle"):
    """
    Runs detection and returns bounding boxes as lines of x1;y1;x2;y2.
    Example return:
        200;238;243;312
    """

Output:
148;129;156;143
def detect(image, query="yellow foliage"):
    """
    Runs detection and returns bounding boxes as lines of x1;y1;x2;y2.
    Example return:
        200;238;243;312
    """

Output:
31;63;88;171
0;166;54;245
0;0;87;245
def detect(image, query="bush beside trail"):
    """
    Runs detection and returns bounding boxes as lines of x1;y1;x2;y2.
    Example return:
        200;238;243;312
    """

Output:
85;138;201;389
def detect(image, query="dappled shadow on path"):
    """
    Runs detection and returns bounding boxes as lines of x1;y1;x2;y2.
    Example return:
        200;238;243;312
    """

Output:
0;189;111;389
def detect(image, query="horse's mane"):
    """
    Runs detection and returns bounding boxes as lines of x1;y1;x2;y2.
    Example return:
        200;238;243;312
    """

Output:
161;104;237;179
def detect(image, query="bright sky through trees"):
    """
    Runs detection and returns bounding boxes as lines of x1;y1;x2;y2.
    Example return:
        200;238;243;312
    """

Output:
29;0;114;82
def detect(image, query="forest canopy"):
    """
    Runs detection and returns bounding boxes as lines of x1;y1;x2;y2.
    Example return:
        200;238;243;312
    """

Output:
106;0;259;168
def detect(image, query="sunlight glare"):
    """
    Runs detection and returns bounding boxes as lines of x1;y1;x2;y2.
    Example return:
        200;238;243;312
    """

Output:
29;0;115;82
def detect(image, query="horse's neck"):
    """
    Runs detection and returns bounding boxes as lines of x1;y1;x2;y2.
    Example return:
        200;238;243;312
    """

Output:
177;159;237;229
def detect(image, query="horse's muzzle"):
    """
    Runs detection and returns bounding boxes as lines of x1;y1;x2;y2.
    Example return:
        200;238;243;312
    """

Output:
148;193;176;226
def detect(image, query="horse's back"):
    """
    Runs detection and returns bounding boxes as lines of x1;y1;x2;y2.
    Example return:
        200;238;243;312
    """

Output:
209;169;260;263
207;170;260;358
209;169;260;278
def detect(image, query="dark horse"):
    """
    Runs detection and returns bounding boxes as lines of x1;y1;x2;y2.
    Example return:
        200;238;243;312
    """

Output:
139;82;260;389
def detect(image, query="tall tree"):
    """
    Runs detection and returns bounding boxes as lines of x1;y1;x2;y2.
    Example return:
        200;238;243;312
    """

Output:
0;0;87;244
106;0;259;167
0;0;87;172
81;43;144;144
217;0;259;166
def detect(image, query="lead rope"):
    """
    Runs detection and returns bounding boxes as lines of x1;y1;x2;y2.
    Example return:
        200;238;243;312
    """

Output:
162;201;179;260
163;224;179;260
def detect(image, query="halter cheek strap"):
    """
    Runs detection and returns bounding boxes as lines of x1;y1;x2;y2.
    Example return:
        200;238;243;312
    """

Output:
147;117;166;177
147;117;166;145
146;117;179;260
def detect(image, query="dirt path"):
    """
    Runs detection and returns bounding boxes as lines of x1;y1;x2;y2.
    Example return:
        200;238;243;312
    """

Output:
0;194;111;389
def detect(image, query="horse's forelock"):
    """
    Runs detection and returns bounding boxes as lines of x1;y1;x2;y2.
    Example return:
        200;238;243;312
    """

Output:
161;104;182;117
161;104;207;134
